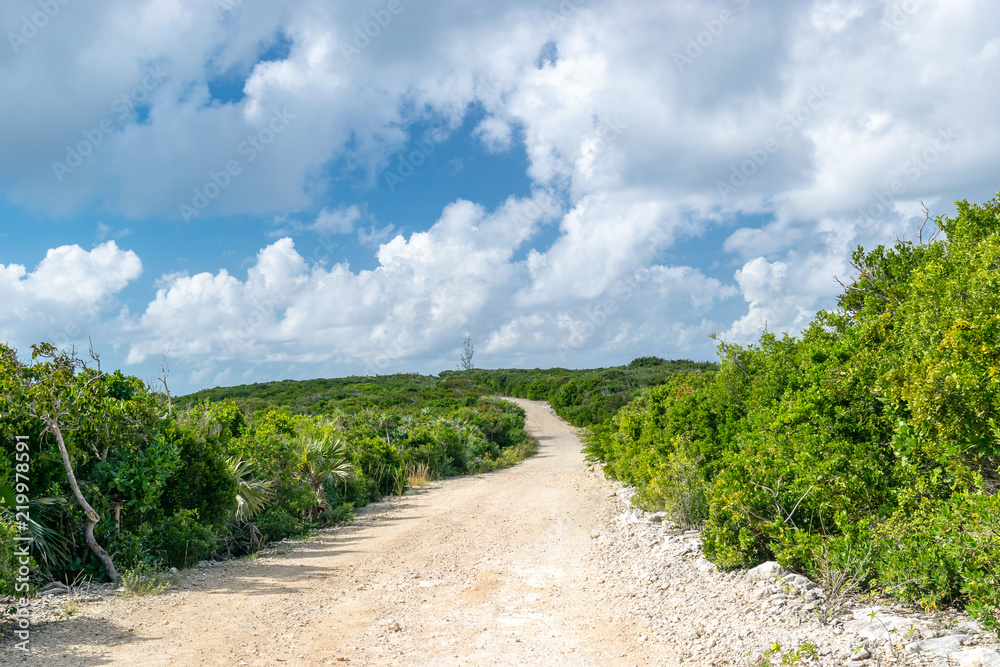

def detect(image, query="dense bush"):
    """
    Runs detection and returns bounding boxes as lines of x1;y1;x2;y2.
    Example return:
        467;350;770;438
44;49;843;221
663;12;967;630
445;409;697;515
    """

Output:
142;509;215;569
253;506;305;543
157;426;237;530
586;193;1000;632
0;346;535;588
875;492;1000;621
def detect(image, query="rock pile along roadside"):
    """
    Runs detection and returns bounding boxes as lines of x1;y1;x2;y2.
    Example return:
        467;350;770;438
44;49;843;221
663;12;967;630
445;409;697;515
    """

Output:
592;483;1000;666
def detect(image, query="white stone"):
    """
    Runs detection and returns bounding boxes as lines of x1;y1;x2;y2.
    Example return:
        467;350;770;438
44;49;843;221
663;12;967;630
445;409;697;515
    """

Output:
746;561;783;582
953;648;1000;667
695;559;716;573
850;647;871;660
908;633;968;656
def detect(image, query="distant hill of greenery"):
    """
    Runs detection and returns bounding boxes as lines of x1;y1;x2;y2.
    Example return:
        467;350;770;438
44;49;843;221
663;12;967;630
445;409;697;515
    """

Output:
180;356;718;428
180;373;482;414
459;357;717;427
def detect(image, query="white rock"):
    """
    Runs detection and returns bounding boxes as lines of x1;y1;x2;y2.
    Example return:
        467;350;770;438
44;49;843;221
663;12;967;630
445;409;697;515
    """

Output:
952;648;1000;667
907;634;968;656
850;647;871;660
695;559;716;573
782;574;813;590
844;608;932;643
38;581;69;596
746;561;784;582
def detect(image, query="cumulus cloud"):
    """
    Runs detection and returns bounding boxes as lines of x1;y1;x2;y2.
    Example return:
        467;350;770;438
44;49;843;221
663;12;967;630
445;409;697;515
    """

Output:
122;193;558;377
3;0;999;389
0;242;141;348
312;205;362;235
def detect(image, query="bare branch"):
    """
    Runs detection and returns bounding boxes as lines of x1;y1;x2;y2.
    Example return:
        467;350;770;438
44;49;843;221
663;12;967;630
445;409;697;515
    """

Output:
159;347;173;418
918;200;929;245
88;337;101;373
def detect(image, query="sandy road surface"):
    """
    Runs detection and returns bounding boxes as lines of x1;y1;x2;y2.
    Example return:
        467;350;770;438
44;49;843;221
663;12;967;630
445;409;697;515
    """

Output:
7;399;667;666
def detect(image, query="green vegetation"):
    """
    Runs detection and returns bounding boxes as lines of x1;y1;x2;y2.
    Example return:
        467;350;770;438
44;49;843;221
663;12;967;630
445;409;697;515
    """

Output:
6;192;998;635
585;193;1000;633
0;356;534;593
463;358;717;427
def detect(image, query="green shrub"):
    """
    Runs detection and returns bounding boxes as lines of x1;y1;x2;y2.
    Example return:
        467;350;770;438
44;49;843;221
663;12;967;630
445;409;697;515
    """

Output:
143;509;215;569
158;426;237;529
628;356;667;368
253;506;304;543
403;427;449;476
876;492;1000;631
104;530;147;572
639;437;709;528
120;561;172;596
349;435;404;499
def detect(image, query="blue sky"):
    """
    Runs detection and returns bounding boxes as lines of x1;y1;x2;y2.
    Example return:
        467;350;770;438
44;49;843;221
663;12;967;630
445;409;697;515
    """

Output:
1;0;999;394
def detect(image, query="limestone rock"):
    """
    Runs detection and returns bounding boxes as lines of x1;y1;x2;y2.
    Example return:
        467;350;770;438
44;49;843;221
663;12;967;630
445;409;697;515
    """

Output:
746;561;783;582
953;648;1000;667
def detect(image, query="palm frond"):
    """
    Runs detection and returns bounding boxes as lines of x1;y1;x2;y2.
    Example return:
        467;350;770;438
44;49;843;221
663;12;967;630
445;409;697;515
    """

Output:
225;457;273;522
1;476;71;570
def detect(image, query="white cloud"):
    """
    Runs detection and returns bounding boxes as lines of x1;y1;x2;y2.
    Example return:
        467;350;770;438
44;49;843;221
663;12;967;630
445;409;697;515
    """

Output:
4;0;1000;389
474;116;513;153
0;242;141;349
312;205;361;235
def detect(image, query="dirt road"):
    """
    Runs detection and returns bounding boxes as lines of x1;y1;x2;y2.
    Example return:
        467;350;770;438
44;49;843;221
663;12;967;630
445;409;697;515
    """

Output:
10;399;666;666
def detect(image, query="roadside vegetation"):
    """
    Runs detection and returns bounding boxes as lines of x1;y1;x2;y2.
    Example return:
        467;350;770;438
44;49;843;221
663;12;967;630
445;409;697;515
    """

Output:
464;358;717;427
0;362;532;593
582;194;1000;633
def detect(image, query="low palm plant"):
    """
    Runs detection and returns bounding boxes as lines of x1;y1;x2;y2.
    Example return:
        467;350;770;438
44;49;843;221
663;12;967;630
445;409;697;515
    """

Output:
0;475;71;575
217;458;272;556
295;437;353;521
226;458;273;522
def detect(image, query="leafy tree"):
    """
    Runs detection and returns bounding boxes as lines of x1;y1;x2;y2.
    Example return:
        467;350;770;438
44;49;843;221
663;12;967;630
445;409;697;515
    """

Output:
0;344;134;581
